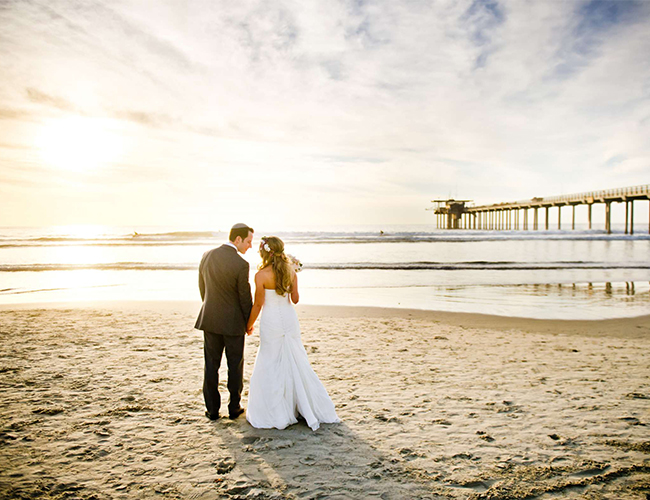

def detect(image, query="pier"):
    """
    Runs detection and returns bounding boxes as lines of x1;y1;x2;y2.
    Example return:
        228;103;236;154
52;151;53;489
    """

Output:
432;184;650;234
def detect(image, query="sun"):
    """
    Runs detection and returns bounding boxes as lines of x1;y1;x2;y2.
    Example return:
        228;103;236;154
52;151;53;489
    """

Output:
36;116;124;173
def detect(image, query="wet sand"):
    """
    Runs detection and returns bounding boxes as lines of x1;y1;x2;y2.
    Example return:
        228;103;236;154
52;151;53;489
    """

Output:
1;301;649;499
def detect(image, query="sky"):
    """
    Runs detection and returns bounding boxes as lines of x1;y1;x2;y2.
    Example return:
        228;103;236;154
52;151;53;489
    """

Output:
0;0;649;229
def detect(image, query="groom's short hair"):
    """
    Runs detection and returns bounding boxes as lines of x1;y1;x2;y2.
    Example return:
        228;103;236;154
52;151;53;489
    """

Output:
229;223;254;242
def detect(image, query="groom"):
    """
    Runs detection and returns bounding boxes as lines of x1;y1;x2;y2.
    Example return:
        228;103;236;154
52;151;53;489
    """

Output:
195;223;254;420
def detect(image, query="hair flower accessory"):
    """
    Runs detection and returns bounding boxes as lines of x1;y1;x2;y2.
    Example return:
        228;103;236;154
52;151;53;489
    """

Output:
286;254;303;273
259;237;272;254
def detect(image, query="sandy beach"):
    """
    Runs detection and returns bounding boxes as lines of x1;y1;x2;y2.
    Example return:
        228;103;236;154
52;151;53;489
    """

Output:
1;301;649;499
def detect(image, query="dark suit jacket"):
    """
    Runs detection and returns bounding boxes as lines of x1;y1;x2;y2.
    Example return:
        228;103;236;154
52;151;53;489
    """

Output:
194;244;253;336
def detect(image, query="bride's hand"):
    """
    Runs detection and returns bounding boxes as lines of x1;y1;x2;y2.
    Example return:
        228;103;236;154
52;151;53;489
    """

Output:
246;326;254;336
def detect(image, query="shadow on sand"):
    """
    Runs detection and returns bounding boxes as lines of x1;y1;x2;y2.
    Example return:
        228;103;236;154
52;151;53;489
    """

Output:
195;418;450;500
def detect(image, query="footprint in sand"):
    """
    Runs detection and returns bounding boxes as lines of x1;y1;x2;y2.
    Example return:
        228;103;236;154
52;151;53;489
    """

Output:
447;479;495;492
299;456;317;466
399;447;426;460
214;457;236;474
618;416;643;426
375;412;401;423
32;407;64;416
242;437;295;452
476;431;495;442
624;392;649;400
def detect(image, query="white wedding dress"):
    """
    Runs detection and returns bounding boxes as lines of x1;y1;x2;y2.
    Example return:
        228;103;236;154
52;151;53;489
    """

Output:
246;289;340;431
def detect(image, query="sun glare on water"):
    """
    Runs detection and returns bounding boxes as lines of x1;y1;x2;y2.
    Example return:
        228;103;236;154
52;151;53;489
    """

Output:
37;116;124;173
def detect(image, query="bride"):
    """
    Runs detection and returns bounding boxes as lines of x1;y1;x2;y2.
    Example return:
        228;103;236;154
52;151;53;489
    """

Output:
245;236;340;431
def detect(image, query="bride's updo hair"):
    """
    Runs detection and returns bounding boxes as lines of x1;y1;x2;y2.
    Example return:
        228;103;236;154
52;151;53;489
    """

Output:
258;236;293;296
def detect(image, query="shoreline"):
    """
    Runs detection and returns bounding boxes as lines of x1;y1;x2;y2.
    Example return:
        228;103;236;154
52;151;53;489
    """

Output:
1;299;649;338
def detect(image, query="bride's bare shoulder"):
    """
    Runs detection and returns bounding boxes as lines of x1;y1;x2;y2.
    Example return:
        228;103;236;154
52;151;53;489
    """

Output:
256;266;272;277
255;266;275;287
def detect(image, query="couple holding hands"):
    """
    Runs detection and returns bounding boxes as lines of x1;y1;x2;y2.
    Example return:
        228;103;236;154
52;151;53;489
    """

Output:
195;223;339;431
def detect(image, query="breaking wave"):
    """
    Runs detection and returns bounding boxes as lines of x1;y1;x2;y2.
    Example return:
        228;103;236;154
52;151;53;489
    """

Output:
1;261;648;272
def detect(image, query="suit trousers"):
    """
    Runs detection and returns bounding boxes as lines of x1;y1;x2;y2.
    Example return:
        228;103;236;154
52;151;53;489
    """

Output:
203;331;245;416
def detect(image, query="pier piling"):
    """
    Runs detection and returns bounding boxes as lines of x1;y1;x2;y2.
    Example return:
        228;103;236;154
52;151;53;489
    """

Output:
431;185;649;234
572;205;576;230
545;207;549;231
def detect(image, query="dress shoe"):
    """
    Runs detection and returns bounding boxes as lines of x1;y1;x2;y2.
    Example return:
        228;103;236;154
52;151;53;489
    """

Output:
228;407;245;419
205;411;220;421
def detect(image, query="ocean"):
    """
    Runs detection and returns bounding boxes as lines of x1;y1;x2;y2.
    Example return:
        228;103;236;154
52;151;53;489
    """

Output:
0;224;648;319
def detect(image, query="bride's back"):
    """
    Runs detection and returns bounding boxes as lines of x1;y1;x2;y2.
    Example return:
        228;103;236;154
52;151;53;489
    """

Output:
257;266;279;291
257;264;299;304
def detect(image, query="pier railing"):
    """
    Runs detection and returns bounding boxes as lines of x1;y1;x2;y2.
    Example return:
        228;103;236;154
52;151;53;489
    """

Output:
470;184;650;210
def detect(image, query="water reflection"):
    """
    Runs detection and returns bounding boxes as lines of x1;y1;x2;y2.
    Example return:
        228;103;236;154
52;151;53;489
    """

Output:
304;281;649;319
527;281;644;297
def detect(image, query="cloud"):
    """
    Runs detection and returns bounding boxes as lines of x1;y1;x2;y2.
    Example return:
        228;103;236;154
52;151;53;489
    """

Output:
37;1;198;72
26;88;75;110
111;110;175;128
551;0;646;80
0;0;649;226
0;108;31;120
461;0;506;68
575;0;642;34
